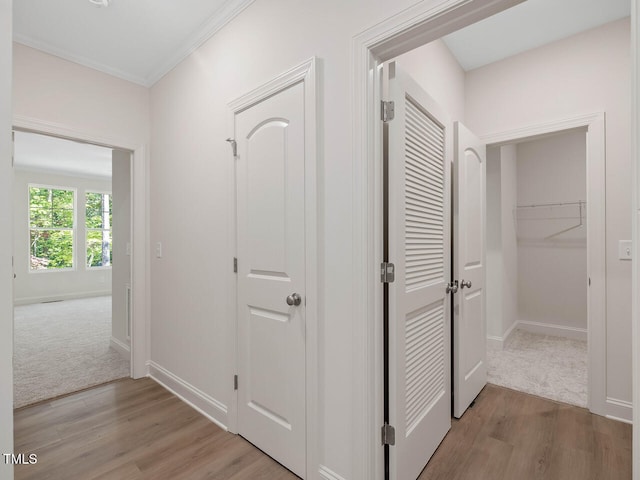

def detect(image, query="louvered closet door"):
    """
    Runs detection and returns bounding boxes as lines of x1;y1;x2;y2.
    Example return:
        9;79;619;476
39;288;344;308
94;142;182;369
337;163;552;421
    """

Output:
387;62;452;480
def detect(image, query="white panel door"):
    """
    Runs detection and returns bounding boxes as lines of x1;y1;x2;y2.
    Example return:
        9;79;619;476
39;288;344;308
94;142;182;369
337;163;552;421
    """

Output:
387;63;452;480
235;81;306;478
453;121;487;419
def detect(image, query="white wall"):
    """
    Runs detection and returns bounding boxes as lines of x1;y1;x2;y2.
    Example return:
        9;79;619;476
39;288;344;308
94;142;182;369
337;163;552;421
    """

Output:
13;44;149;145
486;147;502;341
0;0;12;478
485;145;518;347
500;145;518;338
148;1;427;477
112;150;131;353
516;130;588;333
13;170;112;305
466;18;632;405
396;39;466;121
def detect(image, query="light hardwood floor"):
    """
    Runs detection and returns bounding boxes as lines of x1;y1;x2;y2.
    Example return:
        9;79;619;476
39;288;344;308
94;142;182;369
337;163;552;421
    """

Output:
419;384;631;480
14;378;298;480
14;378;631;480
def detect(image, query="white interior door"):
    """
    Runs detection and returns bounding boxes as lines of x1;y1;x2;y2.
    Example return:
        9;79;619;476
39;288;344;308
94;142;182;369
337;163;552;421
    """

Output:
235;81;306;478
386;62;452;480
453;121;487;419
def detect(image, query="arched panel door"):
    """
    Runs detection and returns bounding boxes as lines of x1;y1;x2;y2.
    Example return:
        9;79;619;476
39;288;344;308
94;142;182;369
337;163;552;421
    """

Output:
453;121;487;419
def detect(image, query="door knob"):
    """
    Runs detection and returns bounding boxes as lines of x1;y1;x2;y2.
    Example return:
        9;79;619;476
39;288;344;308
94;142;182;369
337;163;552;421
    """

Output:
286;293;302;306
460;280;472;289
446;280;458;294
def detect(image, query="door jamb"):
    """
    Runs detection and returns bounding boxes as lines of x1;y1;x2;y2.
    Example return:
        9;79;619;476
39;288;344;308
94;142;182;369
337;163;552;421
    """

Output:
226;57;319;479
481;112;607;417
12;115;150;379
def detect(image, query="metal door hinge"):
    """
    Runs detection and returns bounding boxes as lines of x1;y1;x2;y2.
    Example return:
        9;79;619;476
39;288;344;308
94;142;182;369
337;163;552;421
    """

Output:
381;424;395;445
381;262;395;283
234;374;238;391
233;257;238;273
381;101;395;122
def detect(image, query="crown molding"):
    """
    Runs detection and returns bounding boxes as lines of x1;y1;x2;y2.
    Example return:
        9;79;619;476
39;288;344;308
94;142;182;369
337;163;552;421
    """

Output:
145;0;256;86
13;0;257;88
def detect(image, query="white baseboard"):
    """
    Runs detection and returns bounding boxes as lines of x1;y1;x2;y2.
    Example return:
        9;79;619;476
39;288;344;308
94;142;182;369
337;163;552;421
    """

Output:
14;290;112;306
148;361;228;431
517;320;587;341
605;397;633;424
109;336;130;359
319;465;348;480
486;321;518;350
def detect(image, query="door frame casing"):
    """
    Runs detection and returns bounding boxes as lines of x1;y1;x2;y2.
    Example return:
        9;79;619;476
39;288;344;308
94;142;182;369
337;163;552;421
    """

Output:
482;112;607;417
226;57;318;479
351;1;571;478
12;114;149;379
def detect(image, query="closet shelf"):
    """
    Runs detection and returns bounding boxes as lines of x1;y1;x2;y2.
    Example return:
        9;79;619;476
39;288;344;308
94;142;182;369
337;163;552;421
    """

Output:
514;200;586;241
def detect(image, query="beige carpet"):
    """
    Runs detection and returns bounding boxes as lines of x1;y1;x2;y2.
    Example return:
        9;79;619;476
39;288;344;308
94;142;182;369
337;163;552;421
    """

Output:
487;329;588;407
13;296;130;408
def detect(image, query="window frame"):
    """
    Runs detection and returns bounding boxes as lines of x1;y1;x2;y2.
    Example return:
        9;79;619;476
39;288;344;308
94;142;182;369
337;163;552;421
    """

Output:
85;190;113;270
28;183;77;273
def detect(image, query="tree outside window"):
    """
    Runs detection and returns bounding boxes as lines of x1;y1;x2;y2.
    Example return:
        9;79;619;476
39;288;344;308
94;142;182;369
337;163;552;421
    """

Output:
29;186;75;270
86;192;112;268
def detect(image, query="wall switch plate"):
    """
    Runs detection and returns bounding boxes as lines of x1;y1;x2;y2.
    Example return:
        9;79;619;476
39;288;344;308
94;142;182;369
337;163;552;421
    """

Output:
155;242;162;258
618;240;632;260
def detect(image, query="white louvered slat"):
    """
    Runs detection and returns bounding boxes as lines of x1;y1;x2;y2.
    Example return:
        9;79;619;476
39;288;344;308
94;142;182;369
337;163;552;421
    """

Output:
404;301;446;433
404;97;445;291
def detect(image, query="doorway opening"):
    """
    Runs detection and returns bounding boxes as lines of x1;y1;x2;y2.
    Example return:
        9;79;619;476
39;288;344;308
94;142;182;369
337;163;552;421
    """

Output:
12;130;133;408
357;1;628;478
485;127;589;408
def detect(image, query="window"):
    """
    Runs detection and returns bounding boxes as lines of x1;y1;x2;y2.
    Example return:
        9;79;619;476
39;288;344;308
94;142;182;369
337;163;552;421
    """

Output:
86;192;112;268
29;186;75;270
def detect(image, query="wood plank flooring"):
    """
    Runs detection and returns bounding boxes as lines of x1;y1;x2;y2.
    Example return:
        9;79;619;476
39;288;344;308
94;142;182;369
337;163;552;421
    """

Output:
14;379;631;480
13;378;298;480
419;384;631;480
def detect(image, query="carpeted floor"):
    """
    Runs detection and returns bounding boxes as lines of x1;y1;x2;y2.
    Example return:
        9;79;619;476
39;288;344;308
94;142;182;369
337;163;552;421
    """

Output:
487;329;587;407
13;296;130;409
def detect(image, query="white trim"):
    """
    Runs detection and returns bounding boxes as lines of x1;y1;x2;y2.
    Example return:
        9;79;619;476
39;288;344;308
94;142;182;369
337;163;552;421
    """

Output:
13;290;111;306
632;0;640;476
12;115;149;381
487;319;519;350
517;320;588;342
109;336;130;359
481;112;607;417
14;0;256;87
352;2;527;478
318;465;348;480
605;397;633;424
486;335;503;350
480;112;601;145
228;58;315;112
148;361;228;430
12;35;150;87
145;0;256;86
227;57;319;479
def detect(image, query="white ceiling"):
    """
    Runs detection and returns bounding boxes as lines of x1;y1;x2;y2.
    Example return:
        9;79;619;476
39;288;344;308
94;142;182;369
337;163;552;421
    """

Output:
443;0;631;71
12;0;632;86
11;0;631;177
13;0;256;86
14;131;113;180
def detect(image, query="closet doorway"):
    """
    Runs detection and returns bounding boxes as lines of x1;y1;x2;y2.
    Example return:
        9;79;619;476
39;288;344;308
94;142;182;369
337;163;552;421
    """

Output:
483;115;606;415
